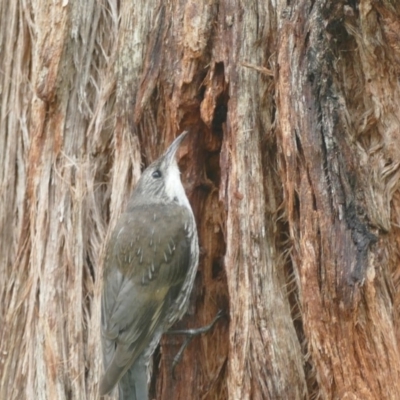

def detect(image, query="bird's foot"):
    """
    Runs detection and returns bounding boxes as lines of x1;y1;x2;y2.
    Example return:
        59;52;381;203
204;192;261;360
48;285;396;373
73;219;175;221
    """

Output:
166;310;225;377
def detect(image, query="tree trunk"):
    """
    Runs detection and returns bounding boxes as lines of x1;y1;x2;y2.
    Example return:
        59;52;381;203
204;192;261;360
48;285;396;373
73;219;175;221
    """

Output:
1;1;399;399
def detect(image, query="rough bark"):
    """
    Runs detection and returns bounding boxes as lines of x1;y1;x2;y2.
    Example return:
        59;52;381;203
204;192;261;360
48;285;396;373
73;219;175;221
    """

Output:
277;1;400;398
1;1;400;400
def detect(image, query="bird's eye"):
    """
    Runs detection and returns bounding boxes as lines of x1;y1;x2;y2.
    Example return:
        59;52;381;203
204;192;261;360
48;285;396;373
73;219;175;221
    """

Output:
152;170;162;178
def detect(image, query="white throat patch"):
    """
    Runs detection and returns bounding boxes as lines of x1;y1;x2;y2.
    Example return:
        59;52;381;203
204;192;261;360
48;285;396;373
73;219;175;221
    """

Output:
165;164;191;209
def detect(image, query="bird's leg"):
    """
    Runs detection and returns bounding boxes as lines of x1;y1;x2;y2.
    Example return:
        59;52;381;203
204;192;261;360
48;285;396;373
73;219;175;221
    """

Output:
166;310;225;376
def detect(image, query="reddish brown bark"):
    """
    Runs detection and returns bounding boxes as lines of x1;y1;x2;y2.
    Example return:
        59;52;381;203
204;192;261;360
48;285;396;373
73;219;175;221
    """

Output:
1;1;400;400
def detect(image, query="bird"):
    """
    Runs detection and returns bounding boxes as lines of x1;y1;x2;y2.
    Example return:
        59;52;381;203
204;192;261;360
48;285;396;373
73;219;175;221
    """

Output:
99;131;199;400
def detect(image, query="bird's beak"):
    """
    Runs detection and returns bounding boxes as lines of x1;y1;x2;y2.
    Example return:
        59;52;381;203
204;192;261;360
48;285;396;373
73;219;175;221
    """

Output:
163;131;188;164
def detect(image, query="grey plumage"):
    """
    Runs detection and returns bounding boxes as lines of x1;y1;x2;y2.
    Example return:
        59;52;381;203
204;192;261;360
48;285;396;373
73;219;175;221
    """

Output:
100;132;199;399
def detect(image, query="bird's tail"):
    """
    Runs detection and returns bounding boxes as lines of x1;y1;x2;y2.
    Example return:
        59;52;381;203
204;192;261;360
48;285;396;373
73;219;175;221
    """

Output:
118;358;149;400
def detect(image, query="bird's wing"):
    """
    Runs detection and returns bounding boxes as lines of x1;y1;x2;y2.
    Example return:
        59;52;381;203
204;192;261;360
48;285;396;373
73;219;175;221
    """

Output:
100;204;195;395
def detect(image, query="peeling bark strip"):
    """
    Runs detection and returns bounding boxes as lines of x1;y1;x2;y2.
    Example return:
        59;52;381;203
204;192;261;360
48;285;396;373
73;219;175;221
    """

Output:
2;0;400;399
278;0;400;398
217;2;307;399
0;1;120;399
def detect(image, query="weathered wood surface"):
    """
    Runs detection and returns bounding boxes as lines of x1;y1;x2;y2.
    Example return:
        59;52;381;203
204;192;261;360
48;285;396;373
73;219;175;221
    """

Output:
1;1;400;399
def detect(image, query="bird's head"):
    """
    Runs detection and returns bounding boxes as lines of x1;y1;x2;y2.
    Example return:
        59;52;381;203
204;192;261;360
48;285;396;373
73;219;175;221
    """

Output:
129;131;190;208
